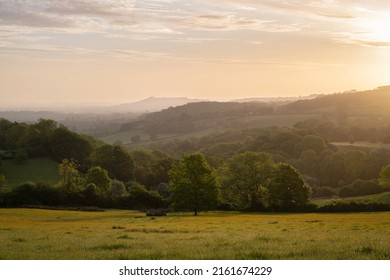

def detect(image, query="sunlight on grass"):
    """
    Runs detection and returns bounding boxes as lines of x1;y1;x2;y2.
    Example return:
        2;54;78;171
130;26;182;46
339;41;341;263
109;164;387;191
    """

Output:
0;209;389;260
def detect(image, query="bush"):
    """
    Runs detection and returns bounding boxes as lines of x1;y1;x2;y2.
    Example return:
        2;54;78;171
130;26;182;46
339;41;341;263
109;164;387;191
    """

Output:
339;179;383;197
5;182;61;206
124;182;167;210
317;202;390;212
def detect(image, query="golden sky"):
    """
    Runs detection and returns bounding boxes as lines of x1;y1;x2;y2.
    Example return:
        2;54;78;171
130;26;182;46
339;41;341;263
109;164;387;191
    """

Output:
1;0;390;106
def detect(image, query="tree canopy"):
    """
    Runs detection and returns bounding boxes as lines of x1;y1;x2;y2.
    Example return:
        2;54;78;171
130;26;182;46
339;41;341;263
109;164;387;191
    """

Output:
220;152;275;210
169;153;219;215
268;163;311;211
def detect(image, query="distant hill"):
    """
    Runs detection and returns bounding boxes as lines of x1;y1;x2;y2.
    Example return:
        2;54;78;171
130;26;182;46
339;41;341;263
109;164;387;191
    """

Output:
101;97;205;113
101;100;318;145
230;94;318;103
282;86;390;115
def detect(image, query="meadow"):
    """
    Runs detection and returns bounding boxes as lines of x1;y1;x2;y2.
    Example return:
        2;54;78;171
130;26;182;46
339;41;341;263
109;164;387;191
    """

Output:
1;158;59;187
332;141;390;151
0;208;389;260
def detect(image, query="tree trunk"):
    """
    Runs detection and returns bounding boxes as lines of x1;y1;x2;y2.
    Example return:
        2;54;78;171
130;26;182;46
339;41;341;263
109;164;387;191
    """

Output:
194;209;198;216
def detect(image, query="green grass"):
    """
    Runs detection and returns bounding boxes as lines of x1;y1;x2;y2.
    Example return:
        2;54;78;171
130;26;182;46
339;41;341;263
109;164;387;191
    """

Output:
0;209;389;260
332;141;390;151
0;158;59;187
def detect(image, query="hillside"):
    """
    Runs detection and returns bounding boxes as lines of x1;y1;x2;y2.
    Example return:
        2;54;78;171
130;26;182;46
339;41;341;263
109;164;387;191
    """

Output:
103;101;318;145
0;97;202;136
101;86;390;145
102;97;204;113
282;86;390;116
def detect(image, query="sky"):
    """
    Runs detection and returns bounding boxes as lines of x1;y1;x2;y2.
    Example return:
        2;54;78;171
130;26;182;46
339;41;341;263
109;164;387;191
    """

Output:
1;0;390;106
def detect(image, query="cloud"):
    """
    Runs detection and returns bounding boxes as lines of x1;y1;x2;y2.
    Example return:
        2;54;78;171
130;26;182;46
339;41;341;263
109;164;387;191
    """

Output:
353;40;390;47
0;1;71;28
315;12;356;19
215;0;358;19
1;0;389;56
0;0;304;34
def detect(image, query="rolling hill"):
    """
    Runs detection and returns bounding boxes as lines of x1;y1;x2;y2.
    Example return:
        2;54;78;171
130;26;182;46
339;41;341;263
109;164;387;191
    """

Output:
282;86;390;115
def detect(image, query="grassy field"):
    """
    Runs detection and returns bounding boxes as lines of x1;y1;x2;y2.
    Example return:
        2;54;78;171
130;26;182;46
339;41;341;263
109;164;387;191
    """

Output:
0;158;59;187
0;208;389;260
332;141;390;151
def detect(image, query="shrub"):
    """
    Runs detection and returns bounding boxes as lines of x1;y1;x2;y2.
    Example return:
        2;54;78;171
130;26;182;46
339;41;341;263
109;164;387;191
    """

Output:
339;179;383;197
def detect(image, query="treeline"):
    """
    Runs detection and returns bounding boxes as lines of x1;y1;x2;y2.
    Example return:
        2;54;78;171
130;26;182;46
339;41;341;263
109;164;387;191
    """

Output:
294;118;390;143
0;118;96;168
149;126;390;198
1;118;390;213
0;118;175;209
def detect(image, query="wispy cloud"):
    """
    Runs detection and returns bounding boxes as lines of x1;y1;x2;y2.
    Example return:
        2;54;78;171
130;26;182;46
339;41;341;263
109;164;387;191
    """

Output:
354;40;390;47
1;0;389;63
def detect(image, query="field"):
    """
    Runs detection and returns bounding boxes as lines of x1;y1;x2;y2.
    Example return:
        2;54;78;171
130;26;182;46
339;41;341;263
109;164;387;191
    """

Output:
0;208;389;260
1;158;59;187
332;141;390;151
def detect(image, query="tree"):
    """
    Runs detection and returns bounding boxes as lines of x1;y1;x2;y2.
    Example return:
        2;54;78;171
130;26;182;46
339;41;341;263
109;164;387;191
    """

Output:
322;151;346;186
126;182;165;209
294;135;327;155
169;153;219;215
220;152;275;210
57;159;81;195
344;150;366;183
50;127;92;166
91;145;135;182
267;163;311;211
112;179;127;198
379;164;390;189
84;166;112;198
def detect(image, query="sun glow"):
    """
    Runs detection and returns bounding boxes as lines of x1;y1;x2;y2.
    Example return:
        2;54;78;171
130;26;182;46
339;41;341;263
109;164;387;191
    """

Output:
360;14;390;44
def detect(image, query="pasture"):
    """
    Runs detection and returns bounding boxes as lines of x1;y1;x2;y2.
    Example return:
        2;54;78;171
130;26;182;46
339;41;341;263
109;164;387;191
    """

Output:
0;209;389;260
0;158;59;187
332;141;390;151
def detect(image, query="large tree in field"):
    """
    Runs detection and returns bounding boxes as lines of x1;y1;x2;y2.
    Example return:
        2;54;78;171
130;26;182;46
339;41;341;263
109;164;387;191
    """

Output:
220;152;275;210
168;153;219;215
267;163;311;211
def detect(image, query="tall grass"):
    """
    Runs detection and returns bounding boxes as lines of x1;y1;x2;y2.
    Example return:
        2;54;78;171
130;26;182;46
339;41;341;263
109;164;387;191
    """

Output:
0;209;389;260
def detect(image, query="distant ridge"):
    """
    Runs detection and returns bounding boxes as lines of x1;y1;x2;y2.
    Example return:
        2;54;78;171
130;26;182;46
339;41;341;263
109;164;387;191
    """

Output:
282;86;390;114
230;94;319;103
103;97;205;113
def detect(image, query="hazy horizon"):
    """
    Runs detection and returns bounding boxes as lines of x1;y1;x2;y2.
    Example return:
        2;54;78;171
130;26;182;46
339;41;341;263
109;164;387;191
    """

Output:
1;0;390;106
